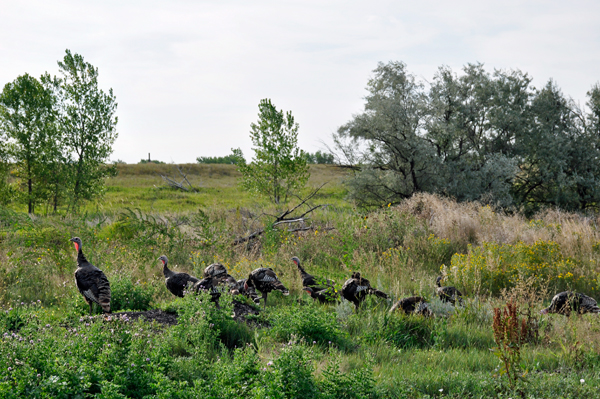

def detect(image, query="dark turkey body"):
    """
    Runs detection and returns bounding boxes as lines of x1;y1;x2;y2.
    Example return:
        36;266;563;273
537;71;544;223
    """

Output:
341;273;388;311
390;296;429;315
75;258;111;314
542;291;600;316
165;272;199;298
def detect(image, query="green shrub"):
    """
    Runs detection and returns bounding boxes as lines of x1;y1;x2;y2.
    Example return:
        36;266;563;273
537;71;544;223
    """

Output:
268;301;347;347
110;273;155;312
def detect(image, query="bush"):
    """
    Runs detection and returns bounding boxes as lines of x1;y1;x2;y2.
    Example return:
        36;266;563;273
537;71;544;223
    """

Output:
110;273;155;312
446;240;586;296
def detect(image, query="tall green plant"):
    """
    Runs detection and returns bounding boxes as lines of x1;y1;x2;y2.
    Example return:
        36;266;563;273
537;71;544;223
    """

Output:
55;49;118;211
0;74;58;214
237;99;309;204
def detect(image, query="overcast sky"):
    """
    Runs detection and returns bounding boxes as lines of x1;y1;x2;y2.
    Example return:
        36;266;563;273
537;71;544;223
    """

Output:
2;0;599;163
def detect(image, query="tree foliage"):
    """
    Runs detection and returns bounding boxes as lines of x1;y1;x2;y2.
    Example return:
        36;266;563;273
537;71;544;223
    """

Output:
0;73;58;213
55;49;118;210
0;50;118;213
336;61;600;213
237;99;309;204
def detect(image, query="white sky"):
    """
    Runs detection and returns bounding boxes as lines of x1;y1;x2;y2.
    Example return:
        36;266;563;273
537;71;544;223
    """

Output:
2;0;599;163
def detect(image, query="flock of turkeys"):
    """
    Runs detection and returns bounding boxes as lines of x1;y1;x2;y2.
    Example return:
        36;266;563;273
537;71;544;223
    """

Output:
70;237;600;318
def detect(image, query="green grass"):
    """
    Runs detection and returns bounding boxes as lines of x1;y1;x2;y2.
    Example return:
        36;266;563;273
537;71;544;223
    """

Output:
3;164;600;397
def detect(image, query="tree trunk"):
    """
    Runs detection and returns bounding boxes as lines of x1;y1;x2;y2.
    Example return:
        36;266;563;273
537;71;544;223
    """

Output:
28;177;33;214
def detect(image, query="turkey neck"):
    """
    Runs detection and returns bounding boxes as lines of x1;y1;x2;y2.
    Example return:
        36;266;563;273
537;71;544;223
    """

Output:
296;263;309;279
77;247;88;266
163;262;174;278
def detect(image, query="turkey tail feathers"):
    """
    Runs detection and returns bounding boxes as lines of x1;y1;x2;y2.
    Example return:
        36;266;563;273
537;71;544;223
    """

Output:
97;276;112;313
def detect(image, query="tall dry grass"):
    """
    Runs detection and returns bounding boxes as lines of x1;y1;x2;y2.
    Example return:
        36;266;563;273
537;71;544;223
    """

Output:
397;193;600;259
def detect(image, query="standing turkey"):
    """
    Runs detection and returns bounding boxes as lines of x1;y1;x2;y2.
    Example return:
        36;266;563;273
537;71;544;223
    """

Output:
436;276;463;306
159;255;199;297
70;237;111;315
541;291;600;316
341;272;389;311
292;256;338;303
389;296;431;317
245;267;289;309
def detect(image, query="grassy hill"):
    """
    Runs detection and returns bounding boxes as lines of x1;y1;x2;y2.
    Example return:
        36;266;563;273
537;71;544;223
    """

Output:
1;164;600;398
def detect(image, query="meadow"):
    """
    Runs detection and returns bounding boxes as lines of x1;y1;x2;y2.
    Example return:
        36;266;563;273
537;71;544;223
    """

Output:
2;164;600;398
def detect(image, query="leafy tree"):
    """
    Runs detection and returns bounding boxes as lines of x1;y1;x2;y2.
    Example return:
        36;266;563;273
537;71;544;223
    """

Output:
0;74;57;214
336;61;600;212
54;49;118;210
512;81;600;213
237;99;309;204
335;61;440;206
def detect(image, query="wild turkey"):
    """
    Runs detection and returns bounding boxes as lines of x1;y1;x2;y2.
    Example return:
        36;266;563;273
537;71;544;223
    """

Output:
341;272;389;311
158;255;199;297
204;263;228;280
204;263;237;287
292;256;335;290
193;276;226;302
302;286;339;304
436;276;463;306
389;296;431;317
231;278;261;305
70;237;111;315
245;267;289;309
540;291;600;316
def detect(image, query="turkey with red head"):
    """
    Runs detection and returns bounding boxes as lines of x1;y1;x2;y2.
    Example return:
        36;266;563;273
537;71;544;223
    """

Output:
541;291;600;316
159;255;199;297
245;267;289;309
70;237;111;315
341;272;388;311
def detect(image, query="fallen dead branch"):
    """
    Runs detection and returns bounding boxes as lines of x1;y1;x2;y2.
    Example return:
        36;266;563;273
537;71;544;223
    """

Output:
232;184;333;246
160;164;198;192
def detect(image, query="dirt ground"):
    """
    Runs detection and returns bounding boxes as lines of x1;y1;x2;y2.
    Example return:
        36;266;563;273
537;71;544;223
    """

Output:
112;300;260;327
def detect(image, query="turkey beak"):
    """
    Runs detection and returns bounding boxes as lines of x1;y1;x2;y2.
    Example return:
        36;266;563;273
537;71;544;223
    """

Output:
540;308;549;315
